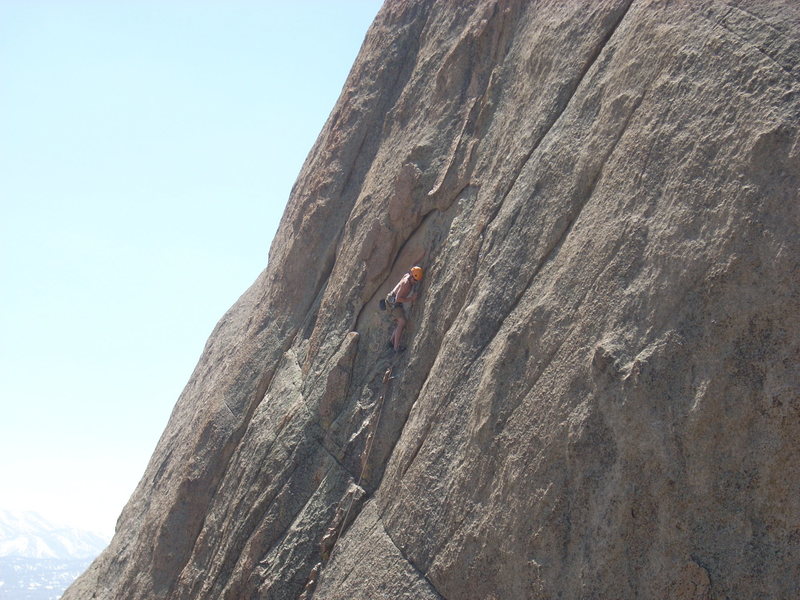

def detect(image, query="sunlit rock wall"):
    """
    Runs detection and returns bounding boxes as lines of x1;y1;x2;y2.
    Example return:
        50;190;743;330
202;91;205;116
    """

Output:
66;1;799;598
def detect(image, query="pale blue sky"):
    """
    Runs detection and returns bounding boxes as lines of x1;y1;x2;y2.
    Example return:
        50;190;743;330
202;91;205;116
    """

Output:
0;0;381;537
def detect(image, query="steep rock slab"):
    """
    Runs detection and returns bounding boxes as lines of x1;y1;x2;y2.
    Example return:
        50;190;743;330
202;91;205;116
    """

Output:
66;1;800;599
368;2;800;599
313;501;442;599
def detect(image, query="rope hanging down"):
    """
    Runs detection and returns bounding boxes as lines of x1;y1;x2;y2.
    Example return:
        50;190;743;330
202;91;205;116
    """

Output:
332;366;394;552
301;367;395;599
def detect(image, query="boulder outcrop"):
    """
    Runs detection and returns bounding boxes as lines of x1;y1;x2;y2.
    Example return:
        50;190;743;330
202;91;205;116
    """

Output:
65;0;799;598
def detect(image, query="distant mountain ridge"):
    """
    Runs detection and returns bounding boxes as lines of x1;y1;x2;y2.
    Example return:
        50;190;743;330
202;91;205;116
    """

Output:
0;509;108;560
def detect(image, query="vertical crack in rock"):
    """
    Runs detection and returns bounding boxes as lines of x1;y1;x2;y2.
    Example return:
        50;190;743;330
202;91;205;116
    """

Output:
497;79;650;331
482;0;636;239
697;0;799;79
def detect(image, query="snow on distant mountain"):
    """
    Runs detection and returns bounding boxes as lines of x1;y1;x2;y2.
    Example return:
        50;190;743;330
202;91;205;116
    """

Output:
0;509;108;560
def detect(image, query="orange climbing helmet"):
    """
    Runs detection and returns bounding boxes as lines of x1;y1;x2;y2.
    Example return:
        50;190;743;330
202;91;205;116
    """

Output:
410;266;424;281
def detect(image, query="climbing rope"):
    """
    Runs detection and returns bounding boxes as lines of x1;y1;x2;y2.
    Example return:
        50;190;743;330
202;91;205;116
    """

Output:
302;366;395;598
329;365;394;556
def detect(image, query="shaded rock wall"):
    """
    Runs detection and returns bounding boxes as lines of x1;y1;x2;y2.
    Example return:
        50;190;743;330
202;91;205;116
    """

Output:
66;0;799;598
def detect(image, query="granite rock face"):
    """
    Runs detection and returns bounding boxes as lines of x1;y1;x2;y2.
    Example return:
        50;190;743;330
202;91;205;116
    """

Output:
65;1;800;598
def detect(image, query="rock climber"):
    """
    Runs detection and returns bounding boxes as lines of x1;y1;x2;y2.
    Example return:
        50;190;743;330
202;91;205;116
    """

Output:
386;265;424;353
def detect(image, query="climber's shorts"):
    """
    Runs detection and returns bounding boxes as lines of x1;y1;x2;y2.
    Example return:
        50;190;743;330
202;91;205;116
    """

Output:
388;301;406;321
